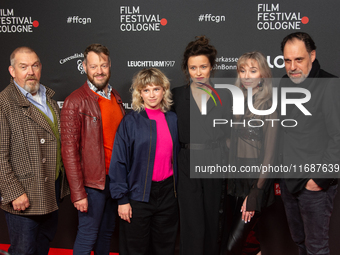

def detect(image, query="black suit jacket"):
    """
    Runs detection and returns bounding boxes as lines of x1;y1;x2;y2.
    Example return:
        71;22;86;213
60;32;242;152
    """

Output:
279;59;340;193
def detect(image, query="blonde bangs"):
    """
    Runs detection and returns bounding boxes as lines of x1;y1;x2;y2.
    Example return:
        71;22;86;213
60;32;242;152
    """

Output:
131;68;173;113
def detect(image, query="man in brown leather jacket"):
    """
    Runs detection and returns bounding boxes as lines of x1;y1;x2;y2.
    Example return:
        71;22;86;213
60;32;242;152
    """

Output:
60;43;125;255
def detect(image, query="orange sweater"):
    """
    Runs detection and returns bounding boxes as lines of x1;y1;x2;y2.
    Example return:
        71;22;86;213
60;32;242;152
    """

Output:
94;91;124;174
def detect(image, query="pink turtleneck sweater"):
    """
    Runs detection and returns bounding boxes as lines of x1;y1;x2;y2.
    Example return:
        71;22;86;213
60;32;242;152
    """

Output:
145;108;173;181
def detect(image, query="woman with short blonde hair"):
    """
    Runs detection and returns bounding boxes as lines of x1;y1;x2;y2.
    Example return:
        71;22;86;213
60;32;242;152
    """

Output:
109;68;179;255
131;68;172;113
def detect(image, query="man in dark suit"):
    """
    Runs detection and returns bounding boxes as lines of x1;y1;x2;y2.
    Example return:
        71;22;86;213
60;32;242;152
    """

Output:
0;47;69;255
279;32;340;255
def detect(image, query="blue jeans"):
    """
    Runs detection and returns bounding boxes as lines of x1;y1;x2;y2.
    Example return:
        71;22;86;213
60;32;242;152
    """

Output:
5;211;59;255
280;180;338;255
4;177;61;255
73;176;116;255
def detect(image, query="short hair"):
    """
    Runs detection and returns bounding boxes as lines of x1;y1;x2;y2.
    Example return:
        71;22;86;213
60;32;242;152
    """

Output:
10;47;40;66
235;51;273;119
131;68;172;113
181;35;217;82
84;43;110;64
280;32;316;53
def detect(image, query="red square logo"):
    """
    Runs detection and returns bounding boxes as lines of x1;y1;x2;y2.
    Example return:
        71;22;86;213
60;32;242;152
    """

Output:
274;183;281;196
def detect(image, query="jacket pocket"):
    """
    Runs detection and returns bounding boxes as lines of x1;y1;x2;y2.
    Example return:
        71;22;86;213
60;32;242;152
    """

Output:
79;112;99;122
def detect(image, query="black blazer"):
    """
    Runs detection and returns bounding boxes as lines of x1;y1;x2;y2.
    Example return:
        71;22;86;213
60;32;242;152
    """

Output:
171;84;232;177
279;59;340;193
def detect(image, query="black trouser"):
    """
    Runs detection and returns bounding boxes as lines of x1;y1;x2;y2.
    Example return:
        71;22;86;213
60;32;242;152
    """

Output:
119;176;178;255
280;180;337;255
178;171;225;255
5;176;61;255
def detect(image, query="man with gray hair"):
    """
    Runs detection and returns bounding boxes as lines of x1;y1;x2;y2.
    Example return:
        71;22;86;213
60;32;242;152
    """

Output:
0;46;69;255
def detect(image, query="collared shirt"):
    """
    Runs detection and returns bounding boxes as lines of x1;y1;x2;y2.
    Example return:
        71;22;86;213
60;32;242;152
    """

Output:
87;79;112;100
14;81;54;122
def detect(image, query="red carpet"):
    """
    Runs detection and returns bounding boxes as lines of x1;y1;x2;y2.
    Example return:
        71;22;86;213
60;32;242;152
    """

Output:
0;244;118;255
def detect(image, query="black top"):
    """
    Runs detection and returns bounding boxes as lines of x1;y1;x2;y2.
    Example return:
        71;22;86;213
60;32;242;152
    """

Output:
171;84;232;178
228;100;278;211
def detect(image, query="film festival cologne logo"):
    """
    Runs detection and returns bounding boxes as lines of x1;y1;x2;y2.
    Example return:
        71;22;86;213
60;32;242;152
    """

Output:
119;6;167;32
0;8;39;33
257;3;309;30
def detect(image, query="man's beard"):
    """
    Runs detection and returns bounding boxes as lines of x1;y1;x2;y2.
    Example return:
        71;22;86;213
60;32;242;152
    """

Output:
24;75;40;95
288;70;310;84
88;71;111;91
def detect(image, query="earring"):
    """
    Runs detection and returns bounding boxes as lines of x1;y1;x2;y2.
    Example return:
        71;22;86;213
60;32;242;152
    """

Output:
257;79;264;91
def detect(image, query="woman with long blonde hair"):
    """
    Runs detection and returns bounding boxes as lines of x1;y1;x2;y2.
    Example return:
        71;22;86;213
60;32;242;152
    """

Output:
226;52;278;255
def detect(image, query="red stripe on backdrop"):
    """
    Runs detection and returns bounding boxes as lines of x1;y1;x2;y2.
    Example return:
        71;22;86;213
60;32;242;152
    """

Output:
0;244;119;255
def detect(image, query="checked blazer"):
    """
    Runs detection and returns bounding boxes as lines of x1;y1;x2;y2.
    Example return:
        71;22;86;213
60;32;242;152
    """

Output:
0;81;69;215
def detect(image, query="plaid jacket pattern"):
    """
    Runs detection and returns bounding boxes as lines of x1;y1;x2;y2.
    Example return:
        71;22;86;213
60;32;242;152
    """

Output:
0;81;69;215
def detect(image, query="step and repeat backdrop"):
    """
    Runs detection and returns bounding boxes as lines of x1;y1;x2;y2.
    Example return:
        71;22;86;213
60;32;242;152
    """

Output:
1;0;340;254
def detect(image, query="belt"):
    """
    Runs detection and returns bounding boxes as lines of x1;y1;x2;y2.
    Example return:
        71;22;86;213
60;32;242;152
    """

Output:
180;141;223;150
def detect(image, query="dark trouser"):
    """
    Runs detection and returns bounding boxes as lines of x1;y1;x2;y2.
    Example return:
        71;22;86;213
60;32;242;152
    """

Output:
224;196;260;255
119;175;178;255
5;177;61;255
73;175;117;255
280;180;337;255
178;171;225;255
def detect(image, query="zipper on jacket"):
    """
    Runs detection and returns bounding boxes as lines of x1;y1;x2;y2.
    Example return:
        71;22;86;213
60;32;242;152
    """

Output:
168;124;177;198
165;115;177;198
143;119;153;201
79;112;98;122
172;173;177;198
